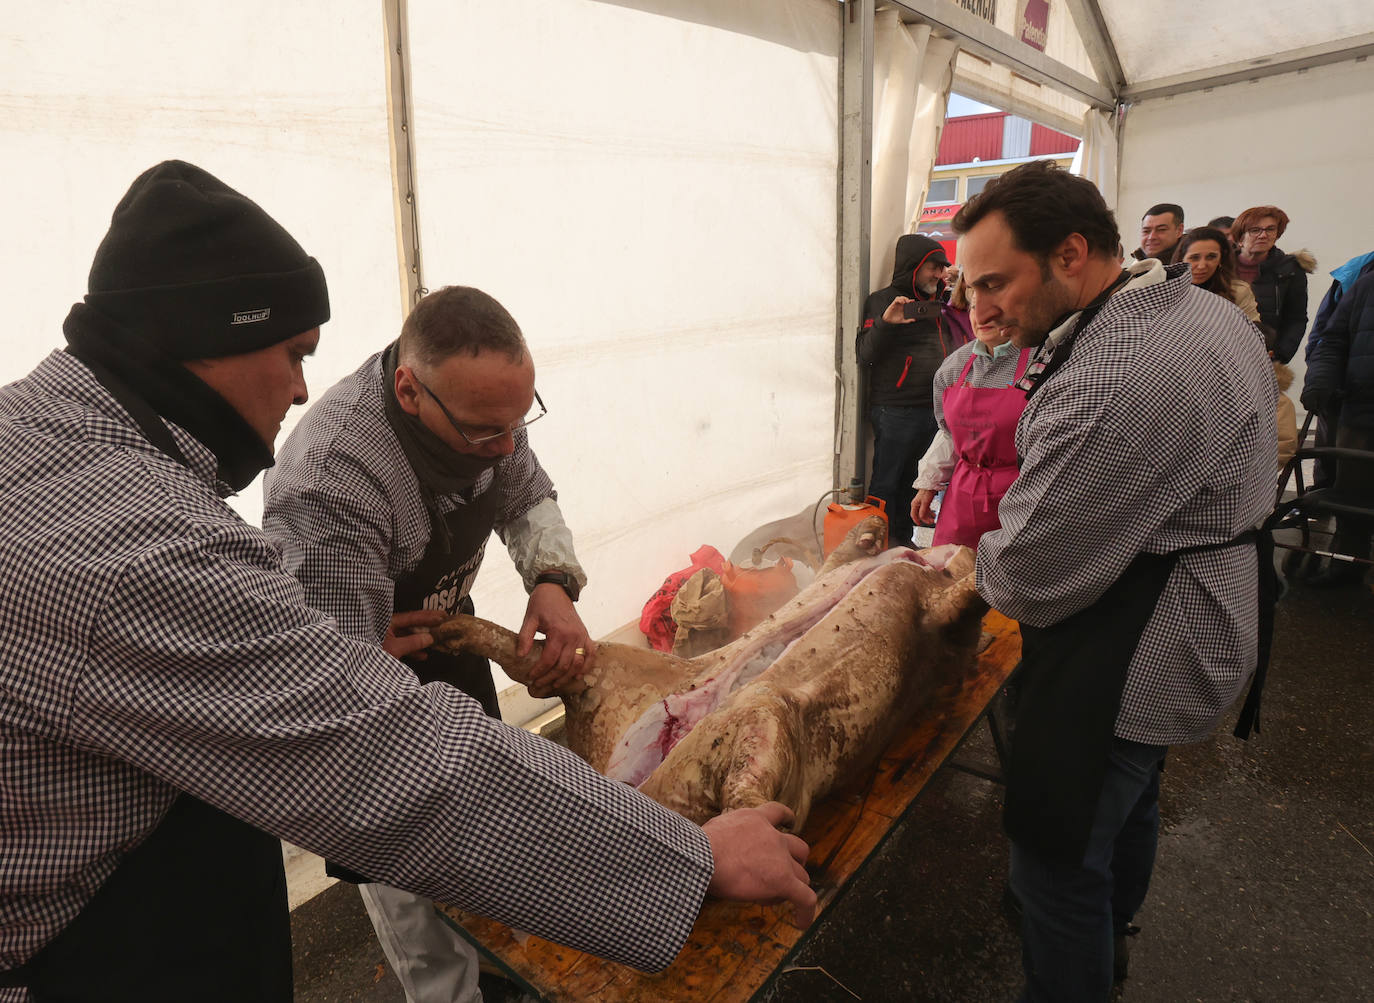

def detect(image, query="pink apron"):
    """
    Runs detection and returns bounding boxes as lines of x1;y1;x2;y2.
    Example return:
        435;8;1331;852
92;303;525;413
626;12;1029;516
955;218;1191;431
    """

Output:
931;348;1032;548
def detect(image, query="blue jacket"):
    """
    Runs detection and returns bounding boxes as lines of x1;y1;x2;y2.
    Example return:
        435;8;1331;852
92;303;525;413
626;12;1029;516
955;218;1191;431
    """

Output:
1305;251;1374;362
1303;270;1374;428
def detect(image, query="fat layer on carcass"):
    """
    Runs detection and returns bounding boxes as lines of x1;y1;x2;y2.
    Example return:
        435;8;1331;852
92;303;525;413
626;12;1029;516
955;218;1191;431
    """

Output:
433;517;987;830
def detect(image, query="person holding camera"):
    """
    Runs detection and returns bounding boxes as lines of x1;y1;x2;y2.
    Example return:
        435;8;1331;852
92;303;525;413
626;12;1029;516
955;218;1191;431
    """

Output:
858;234;954;547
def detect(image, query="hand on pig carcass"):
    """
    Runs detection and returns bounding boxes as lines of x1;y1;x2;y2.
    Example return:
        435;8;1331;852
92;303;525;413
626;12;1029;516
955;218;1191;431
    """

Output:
433;517;987;831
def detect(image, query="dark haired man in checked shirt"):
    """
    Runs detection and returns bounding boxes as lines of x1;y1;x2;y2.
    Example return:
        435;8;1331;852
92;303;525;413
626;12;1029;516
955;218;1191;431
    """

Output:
954;161;1276;1001
0;162;815;1002
263;284;597;1002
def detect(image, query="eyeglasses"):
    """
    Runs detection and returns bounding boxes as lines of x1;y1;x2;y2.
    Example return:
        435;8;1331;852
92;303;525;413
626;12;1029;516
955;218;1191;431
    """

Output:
1246;225;1279;237
414;377;547;446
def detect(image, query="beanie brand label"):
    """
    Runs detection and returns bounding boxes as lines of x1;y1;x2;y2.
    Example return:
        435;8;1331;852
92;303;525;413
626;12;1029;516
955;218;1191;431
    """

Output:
231;307;271;325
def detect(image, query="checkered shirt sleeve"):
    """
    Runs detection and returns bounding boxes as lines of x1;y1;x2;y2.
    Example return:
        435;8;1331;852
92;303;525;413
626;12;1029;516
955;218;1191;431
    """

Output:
0;352;710;973
976;276;1278;745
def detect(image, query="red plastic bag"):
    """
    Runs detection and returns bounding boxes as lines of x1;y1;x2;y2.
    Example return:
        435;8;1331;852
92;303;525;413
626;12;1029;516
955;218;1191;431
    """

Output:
639;545;728;651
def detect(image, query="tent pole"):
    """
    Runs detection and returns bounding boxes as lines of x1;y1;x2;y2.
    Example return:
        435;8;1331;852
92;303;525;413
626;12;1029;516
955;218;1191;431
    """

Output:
837;0;875;501
383;0;426;315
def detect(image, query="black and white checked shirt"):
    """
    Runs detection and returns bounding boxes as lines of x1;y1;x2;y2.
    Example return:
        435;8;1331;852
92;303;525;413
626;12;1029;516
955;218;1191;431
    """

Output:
263;351;585;645
0;351;710;974
977;262;1278;745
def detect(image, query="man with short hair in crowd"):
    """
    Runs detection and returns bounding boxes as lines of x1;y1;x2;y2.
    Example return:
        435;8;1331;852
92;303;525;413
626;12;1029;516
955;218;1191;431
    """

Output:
1131;202;1185;262
858;233;953;547
0;160;816;1001
954;161;1275;1000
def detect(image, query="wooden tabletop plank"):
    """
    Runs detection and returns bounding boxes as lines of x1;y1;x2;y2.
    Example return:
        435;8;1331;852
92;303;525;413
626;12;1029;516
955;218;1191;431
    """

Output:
437;611;1021;1002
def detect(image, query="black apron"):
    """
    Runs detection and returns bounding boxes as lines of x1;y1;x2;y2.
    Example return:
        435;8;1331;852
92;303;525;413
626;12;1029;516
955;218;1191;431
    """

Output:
391;488;504;720
1006;281;1277;865
8;350;294;1000
6;796;291;1002
324;486;504;886
1006;533;1274;866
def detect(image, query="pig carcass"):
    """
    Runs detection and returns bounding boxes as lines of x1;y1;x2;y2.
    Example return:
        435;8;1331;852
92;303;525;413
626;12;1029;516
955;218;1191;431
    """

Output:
433;518;987;830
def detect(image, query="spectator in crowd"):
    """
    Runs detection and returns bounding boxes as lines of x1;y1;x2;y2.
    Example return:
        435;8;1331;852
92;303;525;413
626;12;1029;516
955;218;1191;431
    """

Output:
1173;226;1262;328
1300;268;1374;587
858;233;953;547
1207;215;1236;232
1231;206;1316;363
1131;203;1185;262
1303;250;1374;489
911;314;1032;548
1173;227;1297;470
0;160;816;1000
941;271;976;351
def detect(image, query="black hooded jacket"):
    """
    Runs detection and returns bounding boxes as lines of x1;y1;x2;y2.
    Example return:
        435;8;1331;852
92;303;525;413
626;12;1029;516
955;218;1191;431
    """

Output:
858;234;951;408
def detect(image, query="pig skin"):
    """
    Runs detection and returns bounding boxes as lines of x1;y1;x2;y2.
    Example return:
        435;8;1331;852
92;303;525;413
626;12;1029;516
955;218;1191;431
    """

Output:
432;517;987;830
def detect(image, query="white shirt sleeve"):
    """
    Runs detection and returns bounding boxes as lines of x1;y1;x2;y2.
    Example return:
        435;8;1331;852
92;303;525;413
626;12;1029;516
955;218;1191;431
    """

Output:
503;496;588;595
913;430;955;490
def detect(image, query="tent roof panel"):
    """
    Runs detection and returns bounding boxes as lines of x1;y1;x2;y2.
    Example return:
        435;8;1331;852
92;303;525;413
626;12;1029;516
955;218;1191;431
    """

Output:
1100;1;1374;83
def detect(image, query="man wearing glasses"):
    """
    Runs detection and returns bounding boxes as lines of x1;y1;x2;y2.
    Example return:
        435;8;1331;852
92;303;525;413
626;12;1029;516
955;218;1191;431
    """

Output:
264;284;594;1003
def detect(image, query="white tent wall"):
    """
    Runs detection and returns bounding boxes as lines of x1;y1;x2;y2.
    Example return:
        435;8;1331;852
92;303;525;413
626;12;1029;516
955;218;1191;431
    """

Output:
0;1;402;527
405;0;841;699
870;12;958;282
1118;56;1374;383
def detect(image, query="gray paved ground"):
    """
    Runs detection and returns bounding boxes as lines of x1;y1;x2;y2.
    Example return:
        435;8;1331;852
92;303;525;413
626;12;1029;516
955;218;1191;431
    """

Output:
293;569;1373;1002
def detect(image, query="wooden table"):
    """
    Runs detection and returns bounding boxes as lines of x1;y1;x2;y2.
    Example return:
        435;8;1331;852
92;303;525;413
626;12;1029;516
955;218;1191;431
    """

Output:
437;611;1022;1002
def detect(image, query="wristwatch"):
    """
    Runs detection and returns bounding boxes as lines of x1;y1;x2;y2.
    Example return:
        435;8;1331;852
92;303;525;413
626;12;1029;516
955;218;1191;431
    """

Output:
534;570;580;602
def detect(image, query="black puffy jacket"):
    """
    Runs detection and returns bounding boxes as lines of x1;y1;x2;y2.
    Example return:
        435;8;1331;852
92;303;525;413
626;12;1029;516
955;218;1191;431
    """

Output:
1303;270;1374;429
1246;246;1315;363
857;234;952;408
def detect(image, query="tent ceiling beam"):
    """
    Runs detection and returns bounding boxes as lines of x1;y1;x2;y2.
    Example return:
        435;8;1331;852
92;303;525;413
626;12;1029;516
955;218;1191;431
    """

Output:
889;0;1115;111
1061;0;1125;93
1122;32;1374;103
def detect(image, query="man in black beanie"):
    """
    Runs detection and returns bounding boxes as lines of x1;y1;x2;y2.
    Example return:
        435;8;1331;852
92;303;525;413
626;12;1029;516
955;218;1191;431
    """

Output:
0;162;815;1001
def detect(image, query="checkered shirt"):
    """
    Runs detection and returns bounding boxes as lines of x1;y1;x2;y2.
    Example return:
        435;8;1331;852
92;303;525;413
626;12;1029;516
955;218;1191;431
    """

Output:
0;351;711;974
976;265;1279;745
263;351;585;645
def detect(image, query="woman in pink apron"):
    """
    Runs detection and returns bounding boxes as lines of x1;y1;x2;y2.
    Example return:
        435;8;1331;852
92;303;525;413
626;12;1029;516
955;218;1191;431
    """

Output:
913;326;1032;548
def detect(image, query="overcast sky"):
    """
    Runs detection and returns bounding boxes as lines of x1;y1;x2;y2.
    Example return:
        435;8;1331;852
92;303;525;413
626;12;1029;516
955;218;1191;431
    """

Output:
947;92;999;116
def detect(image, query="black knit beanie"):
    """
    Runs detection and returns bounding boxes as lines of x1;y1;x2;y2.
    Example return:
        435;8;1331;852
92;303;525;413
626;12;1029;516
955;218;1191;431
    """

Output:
64;161;329;492
83;160;330;358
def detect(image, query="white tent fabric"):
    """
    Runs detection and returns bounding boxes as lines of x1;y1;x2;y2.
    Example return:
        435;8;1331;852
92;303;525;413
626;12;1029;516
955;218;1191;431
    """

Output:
1100;1;1374;82
870;11;959;282
1;0;841;718
1069;108;1118;209
1118;55;1374;387
0;1;401;425
405;0;841;695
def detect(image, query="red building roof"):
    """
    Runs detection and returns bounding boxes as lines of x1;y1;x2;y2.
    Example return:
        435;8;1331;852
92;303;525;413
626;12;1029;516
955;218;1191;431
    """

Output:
936;112;1078;165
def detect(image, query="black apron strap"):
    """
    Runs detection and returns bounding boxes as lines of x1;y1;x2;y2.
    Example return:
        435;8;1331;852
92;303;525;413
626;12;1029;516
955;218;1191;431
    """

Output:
1234;529;1278;739
14;795;290;1002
